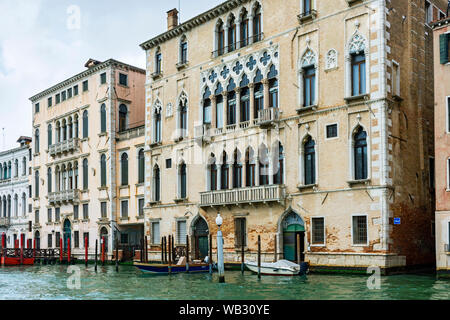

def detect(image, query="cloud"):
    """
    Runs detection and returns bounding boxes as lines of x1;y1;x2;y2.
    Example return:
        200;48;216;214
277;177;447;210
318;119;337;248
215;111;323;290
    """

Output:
0;0;223;151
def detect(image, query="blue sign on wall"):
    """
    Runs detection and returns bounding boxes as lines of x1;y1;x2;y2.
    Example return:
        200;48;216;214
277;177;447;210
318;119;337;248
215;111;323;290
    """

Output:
394;218;401;225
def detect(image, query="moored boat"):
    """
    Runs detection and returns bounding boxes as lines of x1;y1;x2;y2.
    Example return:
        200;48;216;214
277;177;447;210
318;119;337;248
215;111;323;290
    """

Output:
245;260;308;276
134;261;210;274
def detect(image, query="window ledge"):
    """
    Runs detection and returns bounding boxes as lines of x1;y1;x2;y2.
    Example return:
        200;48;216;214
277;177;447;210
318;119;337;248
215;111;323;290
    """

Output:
174;136;184;143
234;247;249;252
310;244;326;247
296;105;317;114
346;0;362;5
176;61;189;70
347;179;371;186
151;72;163;80
297;183;318;191
82;219;90;223
174;198;188;203
136;183;145;187
297;10;317;24
81;138;89;142
119;185;129;190
119;217;130;221
137;215;144;220
149;201;161;206
150;142;162;148
98;187;108;191
98;132;108;137
344;94;369;104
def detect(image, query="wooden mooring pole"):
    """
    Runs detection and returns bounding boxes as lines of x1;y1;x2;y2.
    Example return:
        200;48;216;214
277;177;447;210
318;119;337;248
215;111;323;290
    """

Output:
160;237;164;263
186;235;190;273
115;239;119;272
140;238;143;263
101;236;105;266
257;235;261;279
274;235;277;263
68;238;71;264
163;236;167;263
168;235;172;275
145;236;148;263
59;238;63;264
85;236;88;267
94;240;98;272
209;234;213;274
241;231;245;274
297;234;301;266
171;235;175;262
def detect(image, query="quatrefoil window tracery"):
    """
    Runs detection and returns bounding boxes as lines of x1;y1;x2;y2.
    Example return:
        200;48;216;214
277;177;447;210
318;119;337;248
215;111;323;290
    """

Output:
349;33;366;54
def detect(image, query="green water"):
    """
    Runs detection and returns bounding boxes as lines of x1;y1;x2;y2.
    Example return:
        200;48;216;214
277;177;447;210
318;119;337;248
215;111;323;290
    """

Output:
0;265;449;300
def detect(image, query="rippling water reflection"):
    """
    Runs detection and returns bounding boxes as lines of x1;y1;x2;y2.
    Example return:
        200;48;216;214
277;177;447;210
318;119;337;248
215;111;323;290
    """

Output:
0;265;448;300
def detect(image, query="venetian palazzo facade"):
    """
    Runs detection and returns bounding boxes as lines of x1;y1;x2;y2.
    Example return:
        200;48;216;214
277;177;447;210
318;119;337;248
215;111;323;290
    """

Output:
432;16;450;277
0;137;32;248
29;59;145;258
141;0;446;273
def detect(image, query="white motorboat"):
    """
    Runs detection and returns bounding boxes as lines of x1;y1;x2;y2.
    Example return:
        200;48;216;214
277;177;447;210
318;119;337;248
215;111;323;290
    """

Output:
245;259;305;276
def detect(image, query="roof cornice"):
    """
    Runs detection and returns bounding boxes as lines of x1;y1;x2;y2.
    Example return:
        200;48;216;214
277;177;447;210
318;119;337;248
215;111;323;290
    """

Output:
29;59;145;102
140;0;250;51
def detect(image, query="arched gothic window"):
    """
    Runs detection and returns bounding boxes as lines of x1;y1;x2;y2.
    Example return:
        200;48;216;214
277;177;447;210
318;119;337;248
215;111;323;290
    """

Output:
121;153;128;186
119;104;128;132
100;104;107;133
138;149;145;184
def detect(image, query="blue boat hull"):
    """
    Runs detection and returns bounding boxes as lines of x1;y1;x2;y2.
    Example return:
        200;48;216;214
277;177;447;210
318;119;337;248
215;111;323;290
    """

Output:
134;262;210;274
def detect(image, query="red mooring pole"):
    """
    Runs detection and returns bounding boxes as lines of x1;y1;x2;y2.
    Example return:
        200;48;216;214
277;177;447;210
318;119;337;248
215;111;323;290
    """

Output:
20;234;24;265
1;233;6;265
84;236;88;267
33;239;36;258
101;236;105;265
59;238;63;263
67;238;71;264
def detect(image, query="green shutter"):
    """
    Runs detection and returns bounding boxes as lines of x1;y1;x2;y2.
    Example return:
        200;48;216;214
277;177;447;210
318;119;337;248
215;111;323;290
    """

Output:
440;34;449;64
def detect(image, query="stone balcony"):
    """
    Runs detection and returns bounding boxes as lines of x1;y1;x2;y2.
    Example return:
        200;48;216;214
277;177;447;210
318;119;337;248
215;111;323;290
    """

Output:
49;138;79;157
117;125;145;141
256;108;280;127
0;217;10;227
48;189;80;205
200;184;285;207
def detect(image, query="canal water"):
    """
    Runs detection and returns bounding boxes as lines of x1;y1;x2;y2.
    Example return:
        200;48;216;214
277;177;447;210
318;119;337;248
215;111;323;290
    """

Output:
0;265;449;300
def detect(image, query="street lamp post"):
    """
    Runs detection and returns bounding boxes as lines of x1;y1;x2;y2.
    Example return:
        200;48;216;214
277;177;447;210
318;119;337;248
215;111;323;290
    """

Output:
216;213;225;283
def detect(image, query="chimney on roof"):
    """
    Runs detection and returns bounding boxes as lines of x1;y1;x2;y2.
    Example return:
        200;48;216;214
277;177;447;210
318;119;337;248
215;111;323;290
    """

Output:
84;59;102;69
167;8;179;31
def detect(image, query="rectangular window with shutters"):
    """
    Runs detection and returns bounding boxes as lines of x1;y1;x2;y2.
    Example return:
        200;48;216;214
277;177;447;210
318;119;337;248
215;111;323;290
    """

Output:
74;85;79;96
83;232;89;248
177;220;187;244
61;91;66;101
121;200;128;218
48;234;52;248
119;73;128;86
352;215;368;245
47;208;52;223
56;94;60;104
100;72;106;85
35;210;39;224
56;232;61;247
447;97;450;133
311;217;325;245
48;97;52;107
73;205;79;220
74;231;79;248
55;208;60;222
83;204;89;220
440;33;449;64
326;124;338;139
234;218;247;248
67;88;72;99
82;80;89;92
101;202;107;218
152;222;160;245
138;198;144;217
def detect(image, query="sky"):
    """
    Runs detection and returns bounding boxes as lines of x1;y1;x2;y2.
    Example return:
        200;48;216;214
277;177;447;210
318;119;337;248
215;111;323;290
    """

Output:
0;0;224;151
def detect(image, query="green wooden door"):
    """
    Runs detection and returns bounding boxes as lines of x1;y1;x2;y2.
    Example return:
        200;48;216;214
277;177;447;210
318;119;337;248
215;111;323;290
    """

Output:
63;220;71;252
283;224;304;262
197;236;209;260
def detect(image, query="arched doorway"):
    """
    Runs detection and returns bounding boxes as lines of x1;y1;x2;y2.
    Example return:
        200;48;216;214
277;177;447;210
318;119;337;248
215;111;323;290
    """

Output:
34;231;40;250
63;219;71;251
192;216;209;260
281;211;305;262
100;227;108;252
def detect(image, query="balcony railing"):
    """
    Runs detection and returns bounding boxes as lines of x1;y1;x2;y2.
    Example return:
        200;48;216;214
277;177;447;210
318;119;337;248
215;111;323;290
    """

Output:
49;189;80;204
212;33;264;57
117;125;145;141
0;217;10;227
200;184;285;207
256;108;280;126
49;138;79;157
